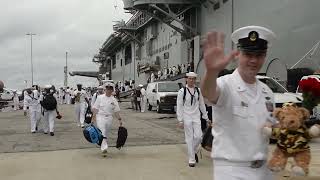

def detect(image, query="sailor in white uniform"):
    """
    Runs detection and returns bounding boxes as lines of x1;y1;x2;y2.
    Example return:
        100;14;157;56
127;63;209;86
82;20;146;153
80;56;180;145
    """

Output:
65;87;71;104
40;85;58;136
12;90;19;110
176;72;209;167
23;88;41;133
58;87;64;105
139;84;146;113
201;26;277;180
91;86;104;107
92;82;122;154
74;84;89;128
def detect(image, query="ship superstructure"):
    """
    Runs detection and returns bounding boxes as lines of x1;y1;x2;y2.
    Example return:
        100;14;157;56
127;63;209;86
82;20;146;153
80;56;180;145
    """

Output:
87;0;320;89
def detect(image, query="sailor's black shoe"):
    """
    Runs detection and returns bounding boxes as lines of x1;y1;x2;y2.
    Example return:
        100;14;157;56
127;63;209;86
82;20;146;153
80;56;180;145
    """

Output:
195;154;199;163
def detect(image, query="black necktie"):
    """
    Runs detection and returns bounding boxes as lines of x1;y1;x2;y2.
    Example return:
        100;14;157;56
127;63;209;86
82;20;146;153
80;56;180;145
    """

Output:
187;88;195;105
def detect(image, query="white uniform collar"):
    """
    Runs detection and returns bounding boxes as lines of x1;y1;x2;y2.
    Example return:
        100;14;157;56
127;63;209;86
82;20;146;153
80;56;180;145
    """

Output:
231;69;261;92
231;69;270;104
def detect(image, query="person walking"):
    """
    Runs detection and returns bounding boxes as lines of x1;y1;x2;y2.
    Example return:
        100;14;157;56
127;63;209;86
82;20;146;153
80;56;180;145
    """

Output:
74;84;89;128
139;84;146;112
176;72;209;167
91;86;104;107
23;88;41;133
65;87;71;104
92;82;122;154
12;90;19;110
40;85;59;136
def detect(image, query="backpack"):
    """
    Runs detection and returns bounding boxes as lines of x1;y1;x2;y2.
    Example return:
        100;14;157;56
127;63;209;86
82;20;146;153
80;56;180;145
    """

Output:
182;86;200;106
83;124;103;146
41;94;57;110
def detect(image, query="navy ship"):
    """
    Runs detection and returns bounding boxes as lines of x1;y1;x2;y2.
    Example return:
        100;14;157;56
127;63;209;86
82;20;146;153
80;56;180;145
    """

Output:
71;0;320;91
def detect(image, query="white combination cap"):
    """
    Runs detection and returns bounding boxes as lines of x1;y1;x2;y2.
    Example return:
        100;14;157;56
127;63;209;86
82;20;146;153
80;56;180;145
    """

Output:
231;25;276;52
138;84;143;87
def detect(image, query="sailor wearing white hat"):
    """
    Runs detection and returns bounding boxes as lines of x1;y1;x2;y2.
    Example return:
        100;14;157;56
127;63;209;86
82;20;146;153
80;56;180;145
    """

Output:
65;87;71;104
91;86;104;107
58;87;65;105
138;84;146;112
177;72;209;167
74;83;90;128
40;85;58;136
23;87;42;133
92;81;122;154
201;26;276;179
12;90;20;111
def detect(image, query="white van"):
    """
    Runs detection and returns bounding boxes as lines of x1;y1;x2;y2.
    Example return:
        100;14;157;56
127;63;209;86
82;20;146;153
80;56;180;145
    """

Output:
146;81;181;113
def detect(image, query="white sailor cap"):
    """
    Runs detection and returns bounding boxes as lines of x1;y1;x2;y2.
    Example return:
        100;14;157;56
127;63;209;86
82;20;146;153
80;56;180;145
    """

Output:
104;82;115;88
97;86;104;89
231;26;276;53
186;72;197;77
44;85;52;89
138;84;143;87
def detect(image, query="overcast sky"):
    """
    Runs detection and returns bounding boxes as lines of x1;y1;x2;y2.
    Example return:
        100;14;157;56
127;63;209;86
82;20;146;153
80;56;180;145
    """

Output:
0;0;131;90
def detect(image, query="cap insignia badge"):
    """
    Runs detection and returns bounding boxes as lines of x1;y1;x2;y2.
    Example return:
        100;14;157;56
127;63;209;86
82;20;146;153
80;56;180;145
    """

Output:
249;31;258;41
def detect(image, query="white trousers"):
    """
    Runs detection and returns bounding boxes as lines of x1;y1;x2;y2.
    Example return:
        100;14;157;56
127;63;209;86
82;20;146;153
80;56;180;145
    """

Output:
65;94;70;104
184;120;202;164
96;115;113;151
29;111;41;132
213;159;275;180
140;97;146;112
13;98;19;110
43;110;55;133
59;96;64;104
75;103;86;125
13;102;19;110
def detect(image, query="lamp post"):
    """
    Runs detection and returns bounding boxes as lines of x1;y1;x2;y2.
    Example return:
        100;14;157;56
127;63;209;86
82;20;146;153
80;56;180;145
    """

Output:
64;52;68;86
26;33;36;86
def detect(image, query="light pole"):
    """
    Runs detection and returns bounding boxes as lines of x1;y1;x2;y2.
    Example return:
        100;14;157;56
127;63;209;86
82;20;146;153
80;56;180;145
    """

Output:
26;33;36;86
64;52;68;86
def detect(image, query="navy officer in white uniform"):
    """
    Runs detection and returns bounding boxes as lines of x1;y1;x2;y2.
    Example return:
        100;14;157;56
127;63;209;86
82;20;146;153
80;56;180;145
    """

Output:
201;26;277;180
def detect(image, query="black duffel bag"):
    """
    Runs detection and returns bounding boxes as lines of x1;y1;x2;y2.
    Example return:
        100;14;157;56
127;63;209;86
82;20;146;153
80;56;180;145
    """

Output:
201;126;213;152
116;126;128;150
85;106;93;124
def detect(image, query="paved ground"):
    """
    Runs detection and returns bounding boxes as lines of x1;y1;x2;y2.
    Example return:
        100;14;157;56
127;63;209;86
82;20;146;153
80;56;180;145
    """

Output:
0;101;319;179
0;102;184;153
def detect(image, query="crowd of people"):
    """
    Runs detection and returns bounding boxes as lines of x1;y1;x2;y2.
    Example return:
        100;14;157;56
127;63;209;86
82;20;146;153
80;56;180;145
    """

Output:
148;62;195;83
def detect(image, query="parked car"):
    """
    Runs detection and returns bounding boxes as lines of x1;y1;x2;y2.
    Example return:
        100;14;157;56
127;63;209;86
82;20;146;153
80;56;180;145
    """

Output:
0;88;14;101
146;81;181;113
257;75;302;107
